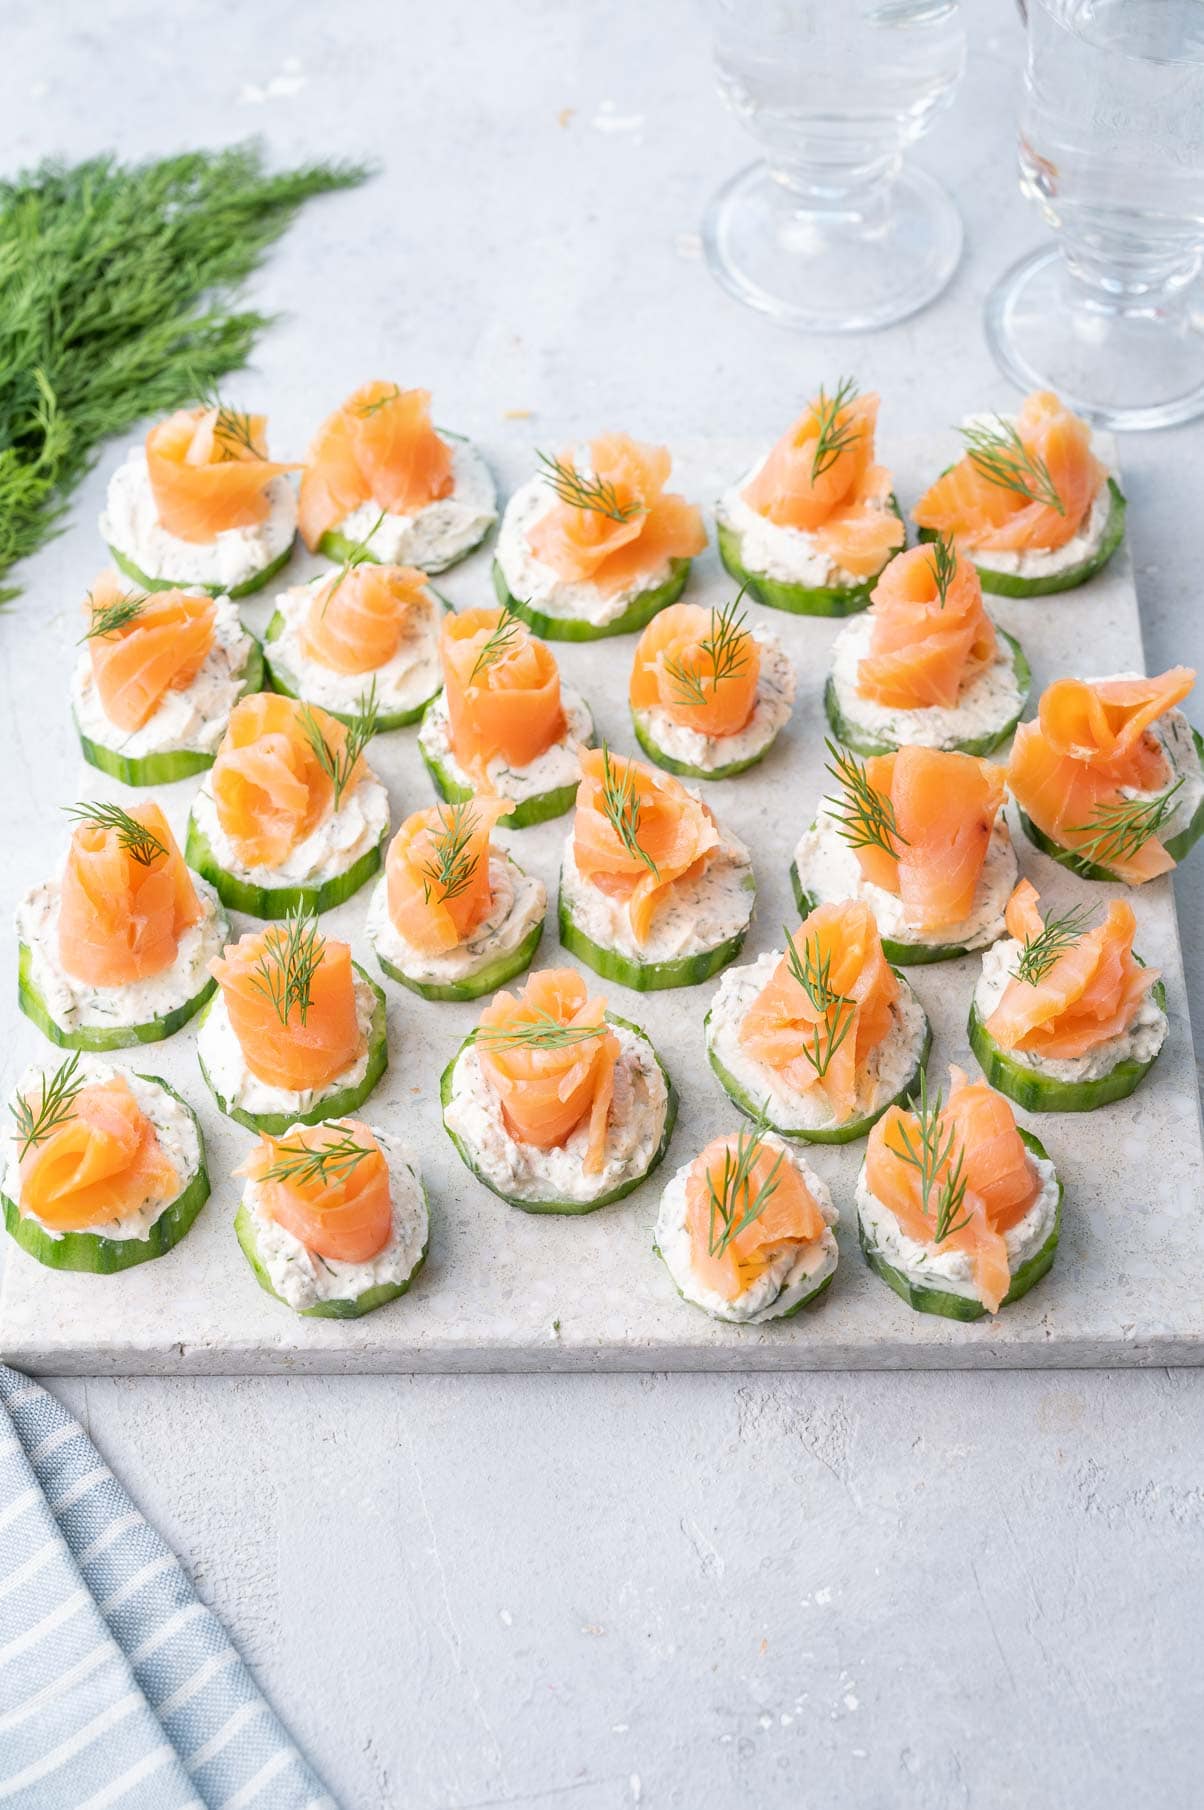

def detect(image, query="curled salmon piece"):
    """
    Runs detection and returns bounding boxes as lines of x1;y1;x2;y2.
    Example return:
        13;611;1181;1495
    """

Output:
145;407;298;545
58;803;202;988
476;968;619;1173
629;601;760;737
853;747;1006;932
440;608;566;781
857;544;996;710
298;383;454;550
299;564;430;675
865;1065;1039;1313
1008;668;1195;883
84;572;216;730
739;901;899;1123
211;693;366;867
238;1118;392;1263
573;749;719;944
527;434;705;596
685;1133;827;1302
210;927;363;1093
386;796;515;955
914;392;1106;553
18;1074;179;1232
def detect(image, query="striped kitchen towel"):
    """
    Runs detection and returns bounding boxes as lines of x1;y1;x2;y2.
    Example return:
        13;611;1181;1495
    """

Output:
0;1365;336;1810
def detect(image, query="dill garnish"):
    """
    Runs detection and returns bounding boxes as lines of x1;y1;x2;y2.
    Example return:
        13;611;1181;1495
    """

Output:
63;801;167;867
811;376;861;480
79;587;147;641
317;510;387;616
822;741;908;859
10;1052;85;1156
477;1011;607;1053
468;606;523;683
781;928;857;1081
664;592;752;709
262;1127;375;1188
355;385;403;418
1068;781;1184;872
599;745;659;880
536;451;640;523
929;533;958;609
1013;902;1095;986
247;907;324;1028
301;680;379;809
421;803;481;906
893;1071;971;1244
960;416;1065;515
705;1111;785;1260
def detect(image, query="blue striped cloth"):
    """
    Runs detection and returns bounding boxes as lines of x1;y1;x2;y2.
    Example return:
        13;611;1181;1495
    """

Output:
0;1365;336;1810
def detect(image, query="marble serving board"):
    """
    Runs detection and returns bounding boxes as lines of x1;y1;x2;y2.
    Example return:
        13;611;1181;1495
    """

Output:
2;435;1202;1375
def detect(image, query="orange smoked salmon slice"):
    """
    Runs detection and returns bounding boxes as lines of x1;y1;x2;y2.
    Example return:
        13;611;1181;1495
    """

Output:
629;602;760;737
85;572;216;731
19;1073;179;1232
298;383;454;551
239;1119;392;1263
145;407;298;545
857;543;996;710
210;928;364;1093
913;391;1106;553
441;608;566;780
526;434;705;596
211;693;363;868
386;797;515;955
476;968;619;1174
685;1134;827;1302
573;749;719;944
58;804;202;989
1007;668;1195;883
865;1066;1039;1313
738;901;899;1123
299;564;430;675
853;747;1006;932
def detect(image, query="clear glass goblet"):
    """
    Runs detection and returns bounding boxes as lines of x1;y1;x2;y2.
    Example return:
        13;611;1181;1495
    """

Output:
702;0;966;333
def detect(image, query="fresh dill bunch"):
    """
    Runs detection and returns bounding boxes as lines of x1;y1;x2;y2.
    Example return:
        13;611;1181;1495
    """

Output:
959;416;1065;515
247;908;325;1029
302;681;379;809
705;1110;786;1260
823;741;908;859
599;745;659;880
664;592;752;709
10;1052;85;1156
63;801;167;867
781;927;857;1081
1013;901;1095;986
420;803;481;906
1068;780;1185;871
536;451;639;523
261;1127;376;1189
811;376;861;480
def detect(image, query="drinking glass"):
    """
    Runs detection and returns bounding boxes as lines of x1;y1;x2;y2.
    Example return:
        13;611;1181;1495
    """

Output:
986;0;1204;429
702;0;966;333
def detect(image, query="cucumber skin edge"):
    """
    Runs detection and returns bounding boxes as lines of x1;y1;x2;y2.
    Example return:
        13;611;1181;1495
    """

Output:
233;1197;429;1318
17;940;220;1051
789;862;979;967
822;630;1031;760
917;478;1126;598
108;539;295;600
558;890;752;992
491;558;693;641
966;987;1166;1113
75;638;266;786
373;916;544;1002
184;815;387;919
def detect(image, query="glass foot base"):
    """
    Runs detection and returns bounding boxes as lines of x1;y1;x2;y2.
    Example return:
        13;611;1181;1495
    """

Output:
986;247;1204;431
702;161;962;334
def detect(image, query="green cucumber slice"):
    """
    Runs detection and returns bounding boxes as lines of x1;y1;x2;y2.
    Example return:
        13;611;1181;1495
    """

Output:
108;538;296;600
375;914;545;1002
185;812;387;918
440;1013;676;1214
2;1078;209;1272
967;982;1167;1112
919;479;1126;597
317;516;493;574
233;1195;429;1318
630;707;781;780
652;1242;835;1321
859;1129;1061;1320
558;877;754;991
263;606;444;731
197;963;389;1136
823;630;1031;759
76;638;266;787
790;859;986;966
716;499;905;618
1016;728;1204;879
491;556;692;641
17;928;225;1052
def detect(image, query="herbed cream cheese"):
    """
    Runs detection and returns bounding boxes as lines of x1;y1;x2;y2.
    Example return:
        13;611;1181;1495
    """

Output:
444;1022;669;1205
973;936;1168;1083
190;771;390;887
241;1125;427;1311
16;877;227;1033
419;684;593;807
3;1057;198;1242
100;448;296;590
828;612;1023;752
559;821;755;964
72;593;256;759
655;1135;838;1323
496;473;678;626
706;950;928;1133
336;437;496;572
954;415;1113;577
267;577;442;717
1119;705;1204;849
716;459;884;589
366;853;547;985
635;628;795;771
197;971;378;1118
793;812;1017;952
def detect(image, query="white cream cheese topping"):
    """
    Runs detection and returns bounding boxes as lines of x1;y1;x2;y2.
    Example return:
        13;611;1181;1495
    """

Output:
366;853;546;986
419;684;593;807
266;576;442;718
973;936;1168;1084
828;612;1024;752
635;628;795;772
495;473;680;626
100;448;296;590
716;457;891;589
560;820;755;964
190;771;390;888
197;970;379;1119
335;437;496;572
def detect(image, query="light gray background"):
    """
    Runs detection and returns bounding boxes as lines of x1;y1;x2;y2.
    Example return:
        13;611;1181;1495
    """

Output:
2;2;1202;1805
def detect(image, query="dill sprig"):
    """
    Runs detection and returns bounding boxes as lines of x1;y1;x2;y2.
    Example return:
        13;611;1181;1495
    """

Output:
810;376;861;480
536;450;640;523
63;801;166;867
421;802;481;906
929;533;958;609
10;1052;85;1157
822;741;908;859
79;586;147;642
477;1011;607;1053
194;382;262;462
893;1071;971;1245
705;1111;786;1261
317;510;387;616
302;680;379;810
663;592;752;709
1068;780;1185;871
247;907;324;1029
261;1127;376;1189
599;745;659;880
468;606;524;683
960;416;1065;515
1013;901;1096;986
355;384;403;418
781;927;857;1081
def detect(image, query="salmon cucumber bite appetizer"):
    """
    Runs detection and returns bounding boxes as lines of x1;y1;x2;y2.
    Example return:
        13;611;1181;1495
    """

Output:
968;880;1168;1113
441;968;674;1214
197;914;387;1136
857;1067;1062;1322
793;743;1017;964
185;691;389;917
493;434;706;640
234;1119;429;1319
3;1054;209;1274
654;1121;838;1324
825;540;1029;759
298;381;496;572
367;798;546;1002
72;570;264;787
1009;668;1204;883
716;379;905;617
913;390;1125;597
559;748;755;991
419;607;594;827
17;802;228;1050
628;595;795;780
705;901;930;1145
101;400;299;598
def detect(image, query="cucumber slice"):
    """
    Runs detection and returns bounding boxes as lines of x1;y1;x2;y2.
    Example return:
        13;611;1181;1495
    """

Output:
967;982;1167;1112
375;915;545;1003
440;1013;676;1214
2;1079;209;1273
263;606;443;732
419;720;593;829
789;860;983;966
76;638;266;787
17;930;224;1052
652;1242;835;1320
491;556;693;641
919;479;1126;597
716;500;905;618
1016;730;1204;878
197;964;389;1136
823;631;1031;759
233;1196;429;1319
859;1130;1062;1320
185;813;387;918
317;517;493;574
108;538;296;600
558;878;754;992
630;707;782;781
